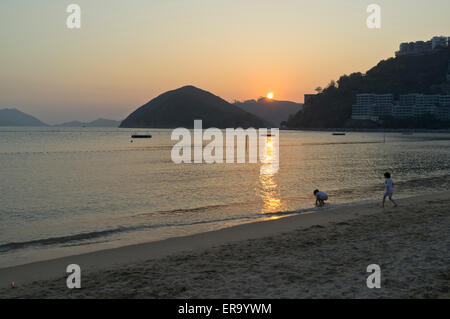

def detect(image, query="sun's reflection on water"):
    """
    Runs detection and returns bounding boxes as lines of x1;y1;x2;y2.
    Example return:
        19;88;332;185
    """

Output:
258;134;283;214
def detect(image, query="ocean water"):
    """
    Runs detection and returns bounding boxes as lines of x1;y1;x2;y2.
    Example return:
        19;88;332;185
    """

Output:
1;127;450;267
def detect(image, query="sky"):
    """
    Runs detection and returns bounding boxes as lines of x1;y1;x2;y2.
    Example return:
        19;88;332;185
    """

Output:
0;0;449;124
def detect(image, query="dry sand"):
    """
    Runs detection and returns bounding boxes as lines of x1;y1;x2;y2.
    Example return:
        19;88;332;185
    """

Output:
0;192;449;299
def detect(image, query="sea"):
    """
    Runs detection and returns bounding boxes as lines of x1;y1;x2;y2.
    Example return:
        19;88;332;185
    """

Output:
1;127;450;267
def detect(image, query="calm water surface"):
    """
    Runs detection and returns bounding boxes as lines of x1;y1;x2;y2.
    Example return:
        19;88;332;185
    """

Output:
1;127;450;267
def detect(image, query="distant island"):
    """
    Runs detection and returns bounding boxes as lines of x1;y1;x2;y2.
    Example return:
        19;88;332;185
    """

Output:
55;118;121;127
0;108;48;127
286;36;450;129
234;98;303;127
0;108;121;128
120;85;268;129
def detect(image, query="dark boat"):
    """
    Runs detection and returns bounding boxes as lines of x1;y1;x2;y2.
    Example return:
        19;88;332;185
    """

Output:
332;132;346;136
131;133;152;139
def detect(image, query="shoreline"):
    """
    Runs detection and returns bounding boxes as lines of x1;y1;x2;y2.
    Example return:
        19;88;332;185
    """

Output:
1;191;449;298
0;197;379;287
0;199;380;270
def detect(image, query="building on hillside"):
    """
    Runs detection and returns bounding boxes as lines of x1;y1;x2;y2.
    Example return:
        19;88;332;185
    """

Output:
352;93;450;121
395;36;449;57
432;36;449;49
447;64;450;82
351;94;394;121
413;95;439;117
304;94;317;105
437;95;450;120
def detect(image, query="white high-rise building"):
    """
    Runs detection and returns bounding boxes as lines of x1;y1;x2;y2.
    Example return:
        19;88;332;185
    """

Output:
352;94;450;121
396;36;448;57
393;94;417;118
438;95;450;120
447;64;450;82
351;94;393;121
413;95;439;117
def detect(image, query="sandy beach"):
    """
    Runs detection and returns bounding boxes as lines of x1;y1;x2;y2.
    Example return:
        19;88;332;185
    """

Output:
1;192;449;299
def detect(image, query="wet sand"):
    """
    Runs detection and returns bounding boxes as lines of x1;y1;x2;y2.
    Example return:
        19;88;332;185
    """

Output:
1;192;449;298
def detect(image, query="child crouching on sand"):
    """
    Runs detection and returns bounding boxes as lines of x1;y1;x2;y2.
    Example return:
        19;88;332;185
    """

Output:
383;172;398;208
314;189;328;207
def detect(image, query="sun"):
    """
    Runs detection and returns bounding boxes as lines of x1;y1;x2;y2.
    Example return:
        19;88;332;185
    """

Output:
266;92;274;99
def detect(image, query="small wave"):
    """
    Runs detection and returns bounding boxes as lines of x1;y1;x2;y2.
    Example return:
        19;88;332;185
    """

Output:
155;203;245;215
0;228;126;253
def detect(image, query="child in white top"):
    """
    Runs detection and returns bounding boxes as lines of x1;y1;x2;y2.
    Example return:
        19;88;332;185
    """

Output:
314;189;328;207
382;172;398;208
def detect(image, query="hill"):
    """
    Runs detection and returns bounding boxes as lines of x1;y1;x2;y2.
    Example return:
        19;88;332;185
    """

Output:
120;86;268;128
286;47;450;128
234;98;303;127
0;108;48;126
55;121;85;127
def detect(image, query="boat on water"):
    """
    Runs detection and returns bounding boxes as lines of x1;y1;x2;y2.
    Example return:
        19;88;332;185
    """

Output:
332;132;346;136
131;133;152;139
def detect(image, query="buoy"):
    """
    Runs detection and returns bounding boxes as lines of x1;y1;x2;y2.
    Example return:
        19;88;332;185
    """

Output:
11;281;15;289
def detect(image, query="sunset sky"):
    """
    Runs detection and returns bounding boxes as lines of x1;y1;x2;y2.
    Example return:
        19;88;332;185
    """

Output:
1;0;449;124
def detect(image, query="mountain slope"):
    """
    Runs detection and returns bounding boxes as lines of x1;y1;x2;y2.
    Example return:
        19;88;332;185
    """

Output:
235;98;303;127
120;86;268;128
0;108;48;126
